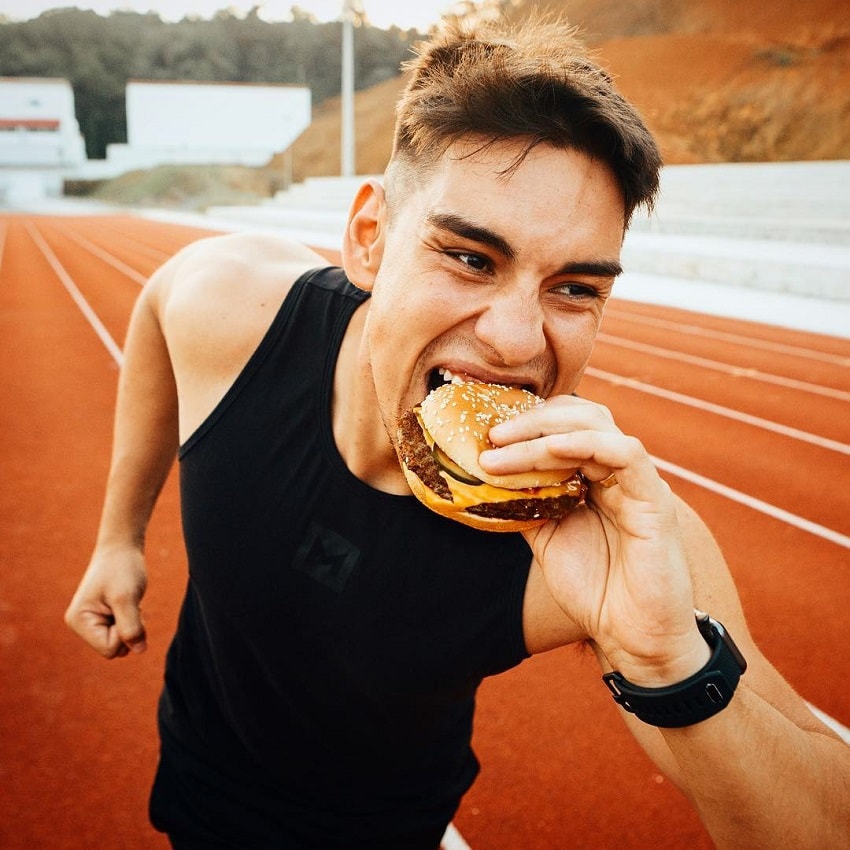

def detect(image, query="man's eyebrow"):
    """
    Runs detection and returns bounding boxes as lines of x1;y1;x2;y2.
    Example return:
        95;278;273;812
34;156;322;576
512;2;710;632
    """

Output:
558;259;623;278
426;212;622;278
426;212;516;260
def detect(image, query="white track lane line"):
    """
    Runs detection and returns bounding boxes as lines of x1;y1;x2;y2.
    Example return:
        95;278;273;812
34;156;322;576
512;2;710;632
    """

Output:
652;456;850;550
82;223;174;263
586;366;850;456
807;703;850;744
26;221;124;367
441;822;473;850
597;333;850;402
607;309;850;367
55;224;149;285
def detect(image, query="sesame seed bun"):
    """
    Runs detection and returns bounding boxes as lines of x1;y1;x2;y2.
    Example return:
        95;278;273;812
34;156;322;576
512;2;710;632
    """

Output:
419;382;570;490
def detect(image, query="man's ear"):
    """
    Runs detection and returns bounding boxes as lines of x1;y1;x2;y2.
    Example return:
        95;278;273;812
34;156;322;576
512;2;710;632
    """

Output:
342;178;386;292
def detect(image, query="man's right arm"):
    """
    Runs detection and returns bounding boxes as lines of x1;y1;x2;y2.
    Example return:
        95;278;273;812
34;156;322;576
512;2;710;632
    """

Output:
64;265;179;659
65;231;329;658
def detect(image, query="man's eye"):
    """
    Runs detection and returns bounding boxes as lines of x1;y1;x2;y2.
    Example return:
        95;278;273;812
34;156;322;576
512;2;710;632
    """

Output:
554;283;599;299
451;252;490;272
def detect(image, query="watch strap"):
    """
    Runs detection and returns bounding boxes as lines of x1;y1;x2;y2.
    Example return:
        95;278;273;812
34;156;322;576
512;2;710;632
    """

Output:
602;615;746;728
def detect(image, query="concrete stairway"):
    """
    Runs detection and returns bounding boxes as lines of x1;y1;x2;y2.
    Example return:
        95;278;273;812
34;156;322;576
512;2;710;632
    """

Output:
206;176;367;248
623;161;850;302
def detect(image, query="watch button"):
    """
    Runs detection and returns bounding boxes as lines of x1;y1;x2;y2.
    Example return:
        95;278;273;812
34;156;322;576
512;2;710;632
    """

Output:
705;682;724;704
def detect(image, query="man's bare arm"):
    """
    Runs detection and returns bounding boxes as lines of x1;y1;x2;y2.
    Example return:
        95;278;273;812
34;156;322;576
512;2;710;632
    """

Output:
65;231;328;657
65;273;178;657
606;505;850;850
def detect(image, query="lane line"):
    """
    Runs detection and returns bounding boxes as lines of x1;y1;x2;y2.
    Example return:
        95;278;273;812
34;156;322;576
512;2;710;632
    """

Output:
807;703;850;745
441;823;473;850
80;221;173;262
586;366;850;455
597;333;850;402
651;455;850;550
606;309;850;366
25;221;124;367
53;222;149;285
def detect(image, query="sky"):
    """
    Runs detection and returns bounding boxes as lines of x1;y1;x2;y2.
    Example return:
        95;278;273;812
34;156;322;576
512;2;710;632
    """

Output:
0;0;463;31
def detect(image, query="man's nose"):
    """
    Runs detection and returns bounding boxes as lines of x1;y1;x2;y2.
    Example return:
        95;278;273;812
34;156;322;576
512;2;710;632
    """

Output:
473;288;546;367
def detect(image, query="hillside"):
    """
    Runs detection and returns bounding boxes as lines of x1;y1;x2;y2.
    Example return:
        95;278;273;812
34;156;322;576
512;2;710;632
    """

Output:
277;0;850;180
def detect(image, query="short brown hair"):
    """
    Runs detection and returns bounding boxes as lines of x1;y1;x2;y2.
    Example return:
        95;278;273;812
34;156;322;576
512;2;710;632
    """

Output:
387;14;661;227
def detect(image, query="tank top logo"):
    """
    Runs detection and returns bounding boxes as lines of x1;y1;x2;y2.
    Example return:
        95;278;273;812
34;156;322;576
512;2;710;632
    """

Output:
292;520;361;592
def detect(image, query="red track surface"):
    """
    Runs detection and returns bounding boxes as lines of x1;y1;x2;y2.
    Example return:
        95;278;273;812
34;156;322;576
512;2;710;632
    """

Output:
1;213;848;849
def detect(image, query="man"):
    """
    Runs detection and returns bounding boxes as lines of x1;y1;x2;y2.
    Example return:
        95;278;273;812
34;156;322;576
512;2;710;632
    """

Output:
65;15;849;850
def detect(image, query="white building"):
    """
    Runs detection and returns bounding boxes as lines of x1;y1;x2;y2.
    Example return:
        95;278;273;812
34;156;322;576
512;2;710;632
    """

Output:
0;77;87;201
85;80;311;179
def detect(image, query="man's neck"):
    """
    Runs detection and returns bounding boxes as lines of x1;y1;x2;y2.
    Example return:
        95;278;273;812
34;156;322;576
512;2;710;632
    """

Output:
331;303;410;495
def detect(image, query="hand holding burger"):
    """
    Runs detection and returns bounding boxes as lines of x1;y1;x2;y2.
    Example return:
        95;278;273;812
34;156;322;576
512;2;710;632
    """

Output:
397;381;587;532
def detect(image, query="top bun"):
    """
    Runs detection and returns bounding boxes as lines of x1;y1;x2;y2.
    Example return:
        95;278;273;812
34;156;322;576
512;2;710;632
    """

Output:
419;382;572;490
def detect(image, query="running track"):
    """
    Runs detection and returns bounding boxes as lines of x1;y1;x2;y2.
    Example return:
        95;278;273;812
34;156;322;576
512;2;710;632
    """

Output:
1;213;848;849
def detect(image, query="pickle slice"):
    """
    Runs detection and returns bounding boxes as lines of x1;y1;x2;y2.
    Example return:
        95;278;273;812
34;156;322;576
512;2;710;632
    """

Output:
432;445;482;486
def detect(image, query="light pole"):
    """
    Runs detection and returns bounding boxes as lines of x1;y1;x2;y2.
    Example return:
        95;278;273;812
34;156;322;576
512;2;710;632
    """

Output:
340;0;360;177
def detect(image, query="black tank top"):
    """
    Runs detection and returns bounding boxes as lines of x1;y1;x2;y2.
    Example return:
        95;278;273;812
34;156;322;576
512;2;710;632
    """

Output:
162;267;531;843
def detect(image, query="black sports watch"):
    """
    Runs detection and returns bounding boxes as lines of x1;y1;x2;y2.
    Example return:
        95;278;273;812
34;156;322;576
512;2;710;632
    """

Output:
602;611;747;728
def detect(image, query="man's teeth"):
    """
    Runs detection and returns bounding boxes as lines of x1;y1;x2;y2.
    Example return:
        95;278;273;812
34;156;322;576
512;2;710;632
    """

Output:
438;368;467;385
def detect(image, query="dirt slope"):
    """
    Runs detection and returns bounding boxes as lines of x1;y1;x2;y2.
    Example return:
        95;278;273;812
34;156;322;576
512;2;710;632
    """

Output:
279;0;850;180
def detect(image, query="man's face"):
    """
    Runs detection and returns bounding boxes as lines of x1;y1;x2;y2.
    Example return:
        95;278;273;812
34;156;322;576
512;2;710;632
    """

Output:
365;139;626;443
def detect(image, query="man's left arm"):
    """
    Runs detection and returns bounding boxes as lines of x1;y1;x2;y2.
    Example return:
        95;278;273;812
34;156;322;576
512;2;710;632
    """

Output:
604;501;850;850
482;396;850;849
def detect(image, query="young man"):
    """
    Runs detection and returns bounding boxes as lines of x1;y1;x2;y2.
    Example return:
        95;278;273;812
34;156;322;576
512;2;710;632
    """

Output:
65;15;849;850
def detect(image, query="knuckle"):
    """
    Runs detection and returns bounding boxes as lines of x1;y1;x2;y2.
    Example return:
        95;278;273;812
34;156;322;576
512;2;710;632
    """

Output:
622;435;646;462
117;624;139;640
596;404;614;423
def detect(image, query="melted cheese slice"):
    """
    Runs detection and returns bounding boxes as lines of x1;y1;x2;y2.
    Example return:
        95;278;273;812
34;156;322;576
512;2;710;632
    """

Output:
442;472;576;509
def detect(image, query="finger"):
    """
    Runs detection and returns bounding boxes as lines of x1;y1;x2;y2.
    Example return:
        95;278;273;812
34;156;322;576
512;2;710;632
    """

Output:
481;428;617;473
481;429;663;499
66;607;127;659
593;471;621;490
110;597;148;655
67;601;147;659
488;396;614;445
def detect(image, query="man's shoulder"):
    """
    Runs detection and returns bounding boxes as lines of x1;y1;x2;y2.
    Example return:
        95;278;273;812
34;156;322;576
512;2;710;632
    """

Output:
151;232;335;371
184;229;327;260
173;230;329;288
152;230;332;317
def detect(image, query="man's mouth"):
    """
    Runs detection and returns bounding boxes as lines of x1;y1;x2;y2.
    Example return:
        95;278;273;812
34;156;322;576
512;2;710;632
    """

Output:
426;367;535;395
427;367;466;393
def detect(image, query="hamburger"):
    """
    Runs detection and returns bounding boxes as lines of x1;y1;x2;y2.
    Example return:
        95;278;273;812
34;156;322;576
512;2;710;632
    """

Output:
398;381;587;532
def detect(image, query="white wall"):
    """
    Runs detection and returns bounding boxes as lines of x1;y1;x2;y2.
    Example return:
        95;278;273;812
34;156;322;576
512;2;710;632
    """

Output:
125;81;311;161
